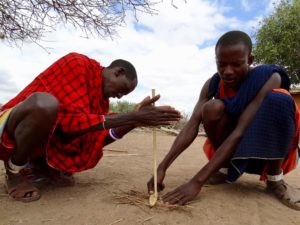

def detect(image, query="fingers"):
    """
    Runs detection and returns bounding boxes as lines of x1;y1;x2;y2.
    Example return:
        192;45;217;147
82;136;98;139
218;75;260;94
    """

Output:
147;177;154;193
140;95;160;106
162;189;182;204
141;120;176;127
178;197;190;206
140;96;151;105
156;106;181;116
135;95;161;112
147;177;165;194
134;96;150;111
150;95;160;104
162;189;190;205
158;183;165;192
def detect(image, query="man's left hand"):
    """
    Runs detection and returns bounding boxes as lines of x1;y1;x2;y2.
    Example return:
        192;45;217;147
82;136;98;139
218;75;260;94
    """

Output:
134;95;160;111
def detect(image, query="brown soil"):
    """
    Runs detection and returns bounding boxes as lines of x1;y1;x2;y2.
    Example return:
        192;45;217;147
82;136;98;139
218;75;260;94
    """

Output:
1;130;300;225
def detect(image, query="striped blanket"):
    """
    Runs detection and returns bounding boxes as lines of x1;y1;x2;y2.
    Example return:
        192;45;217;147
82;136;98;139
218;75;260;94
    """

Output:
0;109;13;143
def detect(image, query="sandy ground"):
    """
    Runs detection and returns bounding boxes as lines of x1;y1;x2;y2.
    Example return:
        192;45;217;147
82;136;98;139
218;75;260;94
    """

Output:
0;130;300;225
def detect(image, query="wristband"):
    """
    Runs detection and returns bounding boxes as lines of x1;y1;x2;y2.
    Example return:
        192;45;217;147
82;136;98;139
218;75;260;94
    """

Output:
109;128;123;140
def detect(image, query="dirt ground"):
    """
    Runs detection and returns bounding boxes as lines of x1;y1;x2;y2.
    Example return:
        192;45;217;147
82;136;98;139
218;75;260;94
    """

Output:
1;130;300;225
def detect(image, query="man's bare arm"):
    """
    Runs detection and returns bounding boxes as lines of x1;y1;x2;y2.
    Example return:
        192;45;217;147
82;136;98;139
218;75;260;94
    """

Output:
147;78;211;192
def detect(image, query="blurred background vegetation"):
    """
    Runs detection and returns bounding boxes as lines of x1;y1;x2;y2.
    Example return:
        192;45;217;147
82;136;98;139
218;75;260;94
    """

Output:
253;0;300;85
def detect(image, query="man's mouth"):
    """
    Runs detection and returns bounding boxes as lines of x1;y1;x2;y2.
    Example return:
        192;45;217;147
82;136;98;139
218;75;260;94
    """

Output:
223;77;236;85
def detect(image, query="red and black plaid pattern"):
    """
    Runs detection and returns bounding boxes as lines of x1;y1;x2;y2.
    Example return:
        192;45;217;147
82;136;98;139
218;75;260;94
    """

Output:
1;53;109;172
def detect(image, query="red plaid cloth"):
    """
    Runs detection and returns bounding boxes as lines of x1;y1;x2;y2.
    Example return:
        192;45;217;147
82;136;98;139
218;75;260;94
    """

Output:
0;52;109;172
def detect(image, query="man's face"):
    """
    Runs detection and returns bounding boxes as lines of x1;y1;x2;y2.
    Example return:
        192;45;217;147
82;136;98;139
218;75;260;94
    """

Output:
216;43;253;89
103;67;137;99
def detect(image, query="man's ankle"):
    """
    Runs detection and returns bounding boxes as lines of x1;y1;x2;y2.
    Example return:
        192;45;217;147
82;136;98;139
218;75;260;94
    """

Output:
266;171;283;183
5;158;28;174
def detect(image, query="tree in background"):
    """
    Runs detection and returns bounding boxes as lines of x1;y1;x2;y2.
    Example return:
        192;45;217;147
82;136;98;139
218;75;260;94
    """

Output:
0;0;179;46
253;0;300;84
109;100;136;114
169;111;189;130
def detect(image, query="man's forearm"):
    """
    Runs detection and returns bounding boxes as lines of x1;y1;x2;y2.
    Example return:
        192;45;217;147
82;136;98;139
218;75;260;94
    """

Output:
103;124;136;145
61;112;139;139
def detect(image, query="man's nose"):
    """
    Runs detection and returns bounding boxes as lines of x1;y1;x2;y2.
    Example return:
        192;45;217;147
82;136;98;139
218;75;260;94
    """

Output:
224;65;234;74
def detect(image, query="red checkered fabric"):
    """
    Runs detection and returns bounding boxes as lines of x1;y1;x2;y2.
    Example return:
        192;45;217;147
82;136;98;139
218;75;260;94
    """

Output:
0;52;109;172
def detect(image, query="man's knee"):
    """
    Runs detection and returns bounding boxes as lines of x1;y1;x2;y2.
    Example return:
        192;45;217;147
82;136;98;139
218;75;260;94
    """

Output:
25;92;59;121
8;93;59;131
202;99;226;122
264;92;293;108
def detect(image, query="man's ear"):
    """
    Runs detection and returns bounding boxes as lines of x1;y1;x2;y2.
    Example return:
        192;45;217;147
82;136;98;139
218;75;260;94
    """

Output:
248;54;254;65
114;67;126;77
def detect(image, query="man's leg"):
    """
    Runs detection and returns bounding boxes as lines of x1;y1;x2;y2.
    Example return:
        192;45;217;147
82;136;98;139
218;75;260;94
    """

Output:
5;92;59;202
266;159;300;210
252;92;300;210
202;99;236;184
29;157;75;187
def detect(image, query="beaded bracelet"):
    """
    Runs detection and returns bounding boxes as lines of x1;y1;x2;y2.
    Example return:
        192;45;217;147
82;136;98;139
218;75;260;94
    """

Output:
109;128;123;140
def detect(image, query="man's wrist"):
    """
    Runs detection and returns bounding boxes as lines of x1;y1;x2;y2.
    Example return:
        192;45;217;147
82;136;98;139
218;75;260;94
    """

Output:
158;162;168;172
191;175;206;187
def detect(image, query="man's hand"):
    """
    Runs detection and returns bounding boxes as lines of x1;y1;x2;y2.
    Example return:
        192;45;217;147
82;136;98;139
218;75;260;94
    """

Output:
162;180;202;205
147;166;166;194
134;95;160;111
134;95;181;126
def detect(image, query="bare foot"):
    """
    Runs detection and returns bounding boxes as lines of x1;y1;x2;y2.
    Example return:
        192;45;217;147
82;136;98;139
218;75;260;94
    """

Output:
5;170;41;203
267;180;300;210
31;158;75;187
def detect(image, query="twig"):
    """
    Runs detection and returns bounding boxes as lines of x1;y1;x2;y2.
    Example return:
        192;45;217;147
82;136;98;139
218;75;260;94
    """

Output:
112;190;192;212
104;153;144;157
142;216;153;223
103;148;128;153
41;219;55;222
108;218;124;225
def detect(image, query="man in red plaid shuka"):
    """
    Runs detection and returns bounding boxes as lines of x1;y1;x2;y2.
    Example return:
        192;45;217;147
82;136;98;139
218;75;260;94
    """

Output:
0;52;181;202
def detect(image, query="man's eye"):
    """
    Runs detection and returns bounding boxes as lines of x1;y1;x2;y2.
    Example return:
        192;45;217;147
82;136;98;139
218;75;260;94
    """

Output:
217;63;225;67
232;63;242;67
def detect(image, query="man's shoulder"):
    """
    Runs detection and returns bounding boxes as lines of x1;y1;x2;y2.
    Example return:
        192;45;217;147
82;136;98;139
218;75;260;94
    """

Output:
61;52;100;67
247;64;290;89
64;52;89;60
250;64;284;73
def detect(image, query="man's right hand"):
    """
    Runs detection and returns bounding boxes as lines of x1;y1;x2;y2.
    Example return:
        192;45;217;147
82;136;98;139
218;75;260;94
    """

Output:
147;166;166;194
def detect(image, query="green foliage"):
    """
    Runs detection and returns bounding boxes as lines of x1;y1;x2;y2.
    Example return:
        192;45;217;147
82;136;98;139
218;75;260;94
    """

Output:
168;112;189;130
109;100;136;113
253;0;300;84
